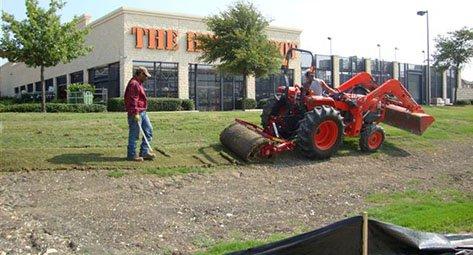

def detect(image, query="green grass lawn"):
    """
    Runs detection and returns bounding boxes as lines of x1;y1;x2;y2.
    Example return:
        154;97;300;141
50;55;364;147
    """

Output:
194;234;287;255
1;106;472;173
366;189;473;233
0;111;259;173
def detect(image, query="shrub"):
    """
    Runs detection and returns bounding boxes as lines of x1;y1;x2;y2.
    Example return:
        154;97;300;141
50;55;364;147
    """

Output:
238;98;256;110
67;83;95;93
0;97;16;105
50;98;67;104
15;92;42;104
181;99;195;110
93;97;107;105
107;98;125;112
108;97;195;111
0;104;5;113
148;98;182;111
46;103;72;112
89;104;107;112
455;99;471;105
4;103;41;112
4;103;106;112
13;92;55;104
257;98;271;109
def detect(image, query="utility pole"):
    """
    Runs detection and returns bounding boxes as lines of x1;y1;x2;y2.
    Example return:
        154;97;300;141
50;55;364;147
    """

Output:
417;10;431;104
327;37;332;55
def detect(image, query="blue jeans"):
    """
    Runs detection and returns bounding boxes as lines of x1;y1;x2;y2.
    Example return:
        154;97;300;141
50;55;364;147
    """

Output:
127;111;153;159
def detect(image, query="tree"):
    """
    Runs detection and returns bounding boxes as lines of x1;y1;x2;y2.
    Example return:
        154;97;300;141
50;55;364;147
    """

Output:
1;0;92;112
433;27;473;101
197;1;282;99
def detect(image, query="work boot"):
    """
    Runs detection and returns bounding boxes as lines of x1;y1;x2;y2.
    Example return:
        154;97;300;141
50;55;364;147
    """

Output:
141;152;156;160
127;156;144;162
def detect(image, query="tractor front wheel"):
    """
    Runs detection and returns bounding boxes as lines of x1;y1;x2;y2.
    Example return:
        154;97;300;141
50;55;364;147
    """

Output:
296;106;344;159
359;124;385;152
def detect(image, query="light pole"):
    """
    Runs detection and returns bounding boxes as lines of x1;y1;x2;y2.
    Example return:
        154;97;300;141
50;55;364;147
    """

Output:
327;37;332;55
377;44;381;82
377;44;381;60
394;47;399;62
417;10;430;104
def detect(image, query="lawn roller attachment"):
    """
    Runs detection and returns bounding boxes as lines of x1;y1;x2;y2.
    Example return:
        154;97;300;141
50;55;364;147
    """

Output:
219;119;295;161
383;104;435;135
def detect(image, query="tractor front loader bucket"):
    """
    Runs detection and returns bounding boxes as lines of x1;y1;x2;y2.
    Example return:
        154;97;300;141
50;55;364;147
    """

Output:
383;105;435;135
220;121;271;161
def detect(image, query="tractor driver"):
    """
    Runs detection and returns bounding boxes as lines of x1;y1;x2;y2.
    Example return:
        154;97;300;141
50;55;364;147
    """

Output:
303;69;334;96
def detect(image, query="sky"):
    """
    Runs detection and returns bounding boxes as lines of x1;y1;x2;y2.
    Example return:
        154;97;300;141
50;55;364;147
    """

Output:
1;0;473;80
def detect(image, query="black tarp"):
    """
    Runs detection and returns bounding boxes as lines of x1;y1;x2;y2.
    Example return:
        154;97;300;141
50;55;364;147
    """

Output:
229;216;473;255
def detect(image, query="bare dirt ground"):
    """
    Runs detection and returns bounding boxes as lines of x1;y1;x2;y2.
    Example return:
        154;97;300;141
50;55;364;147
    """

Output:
1;141;472;255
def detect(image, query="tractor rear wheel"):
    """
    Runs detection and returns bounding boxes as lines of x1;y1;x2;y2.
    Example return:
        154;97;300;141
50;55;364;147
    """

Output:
296;106;343;159
359;124;385;152
260;97;298;139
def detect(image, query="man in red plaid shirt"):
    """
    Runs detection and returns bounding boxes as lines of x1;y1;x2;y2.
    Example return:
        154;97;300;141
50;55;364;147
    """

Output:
124;66;156;161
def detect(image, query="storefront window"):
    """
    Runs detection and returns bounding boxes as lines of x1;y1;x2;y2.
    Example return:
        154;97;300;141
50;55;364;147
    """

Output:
132;61;178;98
430;68;442;98
446;68;457;102
45;79;54;92
398;63;407;86
27;83;34;93
35;81;41;92
189;64;244;111
315;54;332;87
339;57;365;84
371;60;393;84
56;75;67;100
70;70;84;84
255;69;294;101
89;62;120;98
403;63;425;103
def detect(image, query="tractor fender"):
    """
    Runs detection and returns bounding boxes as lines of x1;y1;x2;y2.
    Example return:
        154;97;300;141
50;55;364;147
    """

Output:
304;95;336;110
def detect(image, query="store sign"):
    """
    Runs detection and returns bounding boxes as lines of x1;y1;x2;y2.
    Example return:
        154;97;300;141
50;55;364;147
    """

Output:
132;27;297;57
274;41;298;59
186;32;205;52
131;27;178;50
186;32;297;58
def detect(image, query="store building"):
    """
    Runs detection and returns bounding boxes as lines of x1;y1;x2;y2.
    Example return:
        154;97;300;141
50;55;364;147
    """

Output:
1;7;469;108
0;7;302;110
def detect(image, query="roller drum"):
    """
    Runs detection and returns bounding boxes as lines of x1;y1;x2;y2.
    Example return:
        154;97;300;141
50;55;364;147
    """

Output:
220;122;271;161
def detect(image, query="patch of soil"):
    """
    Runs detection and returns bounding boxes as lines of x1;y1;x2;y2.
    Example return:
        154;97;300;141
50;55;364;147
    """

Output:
1;141;472;254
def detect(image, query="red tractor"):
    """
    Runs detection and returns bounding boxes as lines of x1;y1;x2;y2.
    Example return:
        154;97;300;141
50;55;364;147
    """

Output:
220;48;435;161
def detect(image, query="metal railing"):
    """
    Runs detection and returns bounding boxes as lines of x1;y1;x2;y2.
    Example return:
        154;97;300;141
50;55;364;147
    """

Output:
16;91;55;102
93;88;108;104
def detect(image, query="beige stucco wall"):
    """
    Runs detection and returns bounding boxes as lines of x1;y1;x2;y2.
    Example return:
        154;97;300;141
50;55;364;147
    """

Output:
0;13;125;96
